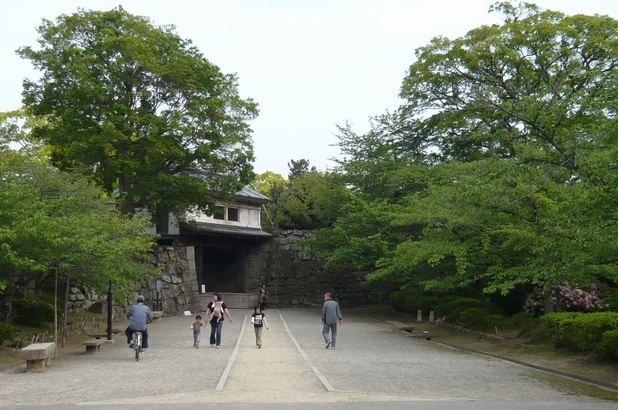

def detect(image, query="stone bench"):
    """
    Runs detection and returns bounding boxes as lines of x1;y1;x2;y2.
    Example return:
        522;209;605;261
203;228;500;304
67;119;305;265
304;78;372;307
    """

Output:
21;342;56;370
88;329;121;339
152;311;163;322
83;338;106;353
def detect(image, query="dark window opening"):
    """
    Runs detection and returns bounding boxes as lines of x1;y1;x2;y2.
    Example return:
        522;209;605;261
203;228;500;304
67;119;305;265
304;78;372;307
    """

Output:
228;207;239;222
213;206;225;220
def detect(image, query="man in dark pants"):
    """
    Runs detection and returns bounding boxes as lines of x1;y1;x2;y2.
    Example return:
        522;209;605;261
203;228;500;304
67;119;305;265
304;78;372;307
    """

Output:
125;295;153;352
321;293;343;349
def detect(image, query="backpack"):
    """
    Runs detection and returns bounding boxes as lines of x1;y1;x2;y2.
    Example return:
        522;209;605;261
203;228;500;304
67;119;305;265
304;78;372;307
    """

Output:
212;301;223;319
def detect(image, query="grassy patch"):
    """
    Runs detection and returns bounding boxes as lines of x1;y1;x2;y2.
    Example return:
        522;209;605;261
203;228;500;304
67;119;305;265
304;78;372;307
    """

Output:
531;373;618;402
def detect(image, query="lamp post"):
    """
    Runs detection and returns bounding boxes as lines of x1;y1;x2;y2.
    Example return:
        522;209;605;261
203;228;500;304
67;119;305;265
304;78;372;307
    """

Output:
104;200;118;342
107;279;113;341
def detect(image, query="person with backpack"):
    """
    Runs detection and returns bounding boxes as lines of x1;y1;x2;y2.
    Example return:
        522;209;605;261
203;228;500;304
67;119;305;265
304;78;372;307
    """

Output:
206;292;232;348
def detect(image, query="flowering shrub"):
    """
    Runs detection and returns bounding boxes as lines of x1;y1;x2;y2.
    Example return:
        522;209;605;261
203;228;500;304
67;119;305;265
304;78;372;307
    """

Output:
525;283;604;317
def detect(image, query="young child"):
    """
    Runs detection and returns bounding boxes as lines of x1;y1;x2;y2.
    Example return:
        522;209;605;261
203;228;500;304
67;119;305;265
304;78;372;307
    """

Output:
251;305;269;349
191;315;204;348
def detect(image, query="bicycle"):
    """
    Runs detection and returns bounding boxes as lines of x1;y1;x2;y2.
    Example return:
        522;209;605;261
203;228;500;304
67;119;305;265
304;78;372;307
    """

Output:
133;331;143;361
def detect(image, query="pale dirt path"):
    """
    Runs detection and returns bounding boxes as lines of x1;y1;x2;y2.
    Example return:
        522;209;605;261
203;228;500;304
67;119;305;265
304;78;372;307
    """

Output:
221;311;326;400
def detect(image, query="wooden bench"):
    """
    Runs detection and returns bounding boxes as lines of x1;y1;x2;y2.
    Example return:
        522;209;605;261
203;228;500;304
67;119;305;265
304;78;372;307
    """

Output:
83;338;106;353
152;311;163;322
21;342;56;370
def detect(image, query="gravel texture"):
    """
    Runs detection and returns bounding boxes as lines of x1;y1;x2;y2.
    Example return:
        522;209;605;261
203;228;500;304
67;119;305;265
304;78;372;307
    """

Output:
0;307;608;406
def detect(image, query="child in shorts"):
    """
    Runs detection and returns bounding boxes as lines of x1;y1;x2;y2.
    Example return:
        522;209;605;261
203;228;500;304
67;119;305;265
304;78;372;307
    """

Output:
191;315;204;348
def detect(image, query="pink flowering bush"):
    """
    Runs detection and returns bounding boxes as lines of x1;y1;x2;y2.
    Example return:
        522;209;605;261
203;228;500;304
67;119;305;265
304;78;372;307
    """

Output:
525;283;604;317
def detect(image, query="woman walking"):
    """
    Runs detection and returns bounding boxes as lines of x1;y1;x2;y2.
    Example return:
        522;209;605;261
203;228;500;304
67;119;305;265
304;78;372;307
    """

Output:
206;292;233;348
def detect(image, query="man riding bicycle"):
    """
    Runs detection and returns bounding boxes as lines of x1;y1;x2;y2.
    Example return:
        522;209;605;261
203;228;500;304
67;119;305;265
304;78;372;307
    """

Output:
125;295;153;352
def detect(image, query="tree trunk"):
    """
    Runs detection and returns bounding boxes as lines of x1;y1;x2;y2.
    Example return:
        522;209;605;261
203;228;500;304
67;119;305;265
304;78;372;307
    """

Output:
118;175;135;215
0;278;18;324
544;285;554;315
62;272;71;348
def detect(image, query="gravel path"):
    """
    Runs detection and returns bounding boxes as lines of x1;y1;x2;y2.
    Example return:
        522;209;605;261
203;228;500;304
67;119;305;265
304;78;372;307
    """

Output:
0;308;609;407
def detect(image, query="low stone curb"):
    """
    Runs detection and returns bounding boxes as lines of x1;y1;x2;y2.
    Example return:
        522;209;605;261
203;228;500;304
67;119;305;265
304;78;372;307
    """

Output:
373;314;618;392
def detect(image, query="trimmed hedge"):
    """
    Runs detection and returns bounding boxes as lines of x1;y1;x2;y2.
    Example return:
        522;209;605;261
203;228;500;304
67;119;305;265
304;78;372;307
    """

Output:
597;329;618;359
539;312;582;347
389;291;441;314
541;312;618;359
434;297;481;318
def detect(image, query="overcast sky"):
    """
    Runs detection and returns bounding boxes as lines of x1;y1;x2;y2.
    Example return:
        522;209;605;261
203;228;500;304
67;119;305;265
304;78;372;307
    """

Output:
3;1;618;177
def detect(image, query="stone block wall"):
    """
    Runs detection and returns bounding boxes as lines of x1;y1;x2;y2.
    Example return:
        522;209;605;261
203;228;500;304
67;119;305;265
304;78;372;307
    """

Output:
65;287;104;313
61;232;394;315
126;246;201;315
245;230;395;307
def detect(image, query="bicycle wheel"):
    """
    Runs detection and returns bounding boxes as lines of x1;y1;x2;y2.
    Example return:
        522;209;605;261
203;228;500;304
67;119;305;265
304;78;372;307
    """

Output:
135;334;141;362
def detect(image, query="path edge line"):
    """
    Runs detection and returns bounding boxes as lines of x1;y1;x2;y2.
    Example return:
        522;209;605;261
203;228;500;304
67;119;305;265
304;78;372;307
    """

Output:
278;310;335;392
215;314;247;391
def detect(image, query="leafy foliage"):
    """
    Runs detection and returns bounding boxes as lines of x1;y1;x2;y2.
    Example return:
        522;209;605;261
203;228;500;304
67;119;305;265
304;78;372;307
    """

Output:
12;294;60;327
0;323;19;345
305;2;618;311
0;151;158;321
17;6;257;220
254;163;351;231
541;312;618;359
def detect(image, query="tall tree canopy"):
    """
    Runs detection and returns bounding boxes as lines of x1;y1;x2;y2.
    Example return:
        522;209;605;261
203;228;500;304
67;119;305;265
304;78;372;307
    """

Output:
311;2;618;305
0;150;158;322
17;6;258;219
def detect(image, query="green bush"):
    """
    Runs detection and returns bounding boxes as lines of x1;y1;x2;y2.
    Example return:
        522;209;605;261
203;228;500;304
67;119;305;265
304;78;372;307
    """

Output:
13;294;60;327
484;314;504;327
596;329;618;359
571;312;618;351
540;312;582;347
0;322;19;345
510;312;538;329
389;291;441;314
541;312;618;354
457;307;492;325
434;297;482;319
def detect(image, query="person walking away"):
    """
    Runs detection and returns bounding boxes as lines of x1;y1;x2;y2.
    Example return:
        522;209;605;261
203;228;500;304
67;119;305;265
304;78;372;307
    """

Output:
191;315;205;348
322;293;342;349
125;295;153;352
251;305;269;349
259;285;268;311
206;292;233;348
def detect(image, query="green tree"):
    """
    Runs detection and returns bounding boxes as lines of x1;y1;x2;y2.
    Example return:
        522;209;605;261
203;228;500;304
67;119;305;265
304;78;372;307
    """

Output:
18;6;258;220
0;151;158;323
366;2;618;308
0;109;51;159
251;171;286;231
312;2;618;312
287;159;316;180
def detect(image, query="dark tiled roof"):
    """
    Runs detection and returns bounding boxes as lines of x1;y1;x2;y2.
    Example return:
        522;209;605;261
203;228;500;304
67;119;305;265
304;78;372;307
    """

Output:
233;186;270;204
190;222;272;238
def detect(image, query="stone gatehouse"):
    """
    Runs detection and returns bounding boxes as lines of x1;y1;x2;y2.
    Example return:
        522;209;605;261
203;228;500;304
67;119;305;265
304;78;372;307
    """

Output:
127;229;393;315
